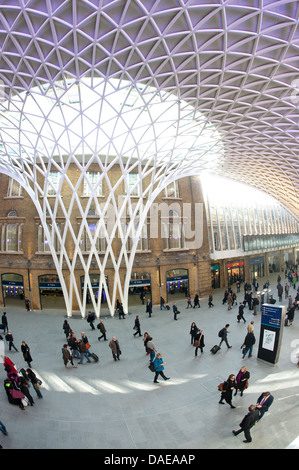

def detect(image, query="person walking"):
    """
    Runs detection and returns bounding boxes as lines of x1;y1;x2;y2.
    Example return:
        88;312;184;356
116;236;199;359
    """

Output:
219;324;232;349
5;330;18;352
87;311;96;329
237;303;246;323
63;320;71;338
286;304;295;326
193;293;200;308
133;315;142;337
219;374;236;408
25;368;43;399
109;336;121;361
153;353;170;383
189;322;198;345
68;333;80;359
247;321;254;333
21;341;33;368
186;295;192;309
146;336;157;363
1;312;8;334
77;339;91;364
2;356;18;374
227;293;233;310
234;366;250;397
62;344;77;369
242;331;256;358
232;405;260;443
284;283;289;299
194;329;205;356
255;392;274;420
146;299;152;318
97;319;107;341
208;293;214;307
160;297;167;310
18;375;35;406
118;303;125;319
143;332;150;355
277;283;283;302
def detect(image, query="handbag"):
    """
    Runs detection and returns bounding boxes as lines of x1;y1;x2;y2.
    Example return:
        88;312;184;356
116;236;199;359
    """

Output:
85;342;91;349
10;389;25;399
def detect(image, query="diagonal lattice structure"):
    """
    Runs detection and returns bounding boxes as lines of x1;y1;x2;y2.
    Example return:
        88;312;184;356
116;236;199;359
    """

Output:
0;77;223;317
0;1;299;316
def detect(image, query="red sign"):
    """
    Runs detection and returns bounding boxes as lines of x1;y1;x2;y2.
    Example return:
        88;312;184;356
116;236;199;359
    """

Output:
227;261;244;268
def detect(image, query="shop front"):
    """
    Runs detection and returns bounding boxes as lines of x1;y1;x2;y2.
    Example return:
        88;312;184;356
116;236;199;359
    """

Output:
39;274;65;309
1;273;24;307
249;256;265;281
211;264;220;288
166;268;189;301
128;272;151;306
267;253;280;273
227;260;244;285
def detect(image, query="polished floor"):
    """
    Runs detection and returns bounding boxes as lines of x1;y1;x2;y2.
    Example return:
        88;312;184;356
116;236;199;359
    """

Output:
0;272;298;450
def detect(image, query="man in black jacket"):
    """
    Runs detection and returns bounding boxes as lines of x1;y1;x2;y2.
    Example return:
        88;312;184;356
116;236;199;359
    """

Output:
5;330;18;352
242;331;256;358
232;405;260;443
97;319;107;341
133;315;142;337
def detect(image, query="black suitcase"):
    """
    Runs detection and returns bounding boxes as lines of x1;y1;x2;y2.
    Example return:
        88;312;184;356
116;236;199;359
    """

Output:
210;345;221;354
90;353;99;362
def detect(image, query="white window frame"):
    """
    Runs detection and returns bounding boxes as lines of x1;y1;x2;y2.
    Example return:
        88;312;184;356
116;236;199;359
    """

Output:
83;171;103;197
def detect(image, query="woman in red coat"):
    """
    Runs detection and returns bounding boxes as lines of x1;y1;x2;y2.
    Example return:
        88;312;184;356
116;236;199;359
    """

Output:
2;355;18;374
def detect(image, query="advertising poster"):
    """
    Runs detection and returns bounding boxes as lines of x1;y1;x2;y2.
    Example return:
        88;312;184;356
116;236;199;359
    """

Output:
262;329;276;351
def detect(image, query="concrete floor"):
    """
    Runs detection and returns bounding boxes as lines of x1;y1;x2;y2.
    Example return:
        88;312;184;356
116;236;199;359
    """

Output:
0;272;298;450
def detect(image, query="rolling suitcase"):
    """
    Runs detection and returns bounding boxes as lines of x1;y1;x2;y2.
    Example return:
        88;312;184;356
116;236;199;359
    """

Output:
90;353;99;362
210;344;221;354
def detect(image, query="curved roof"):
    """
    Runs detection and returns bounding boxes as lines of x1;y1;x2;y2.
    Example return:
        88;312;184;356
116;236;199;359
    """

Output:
0;1;298;217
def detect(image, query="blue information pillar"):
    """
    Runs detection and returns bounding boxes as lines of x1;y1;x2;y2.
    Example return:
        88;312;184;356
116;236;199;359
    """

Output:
257;303;285;365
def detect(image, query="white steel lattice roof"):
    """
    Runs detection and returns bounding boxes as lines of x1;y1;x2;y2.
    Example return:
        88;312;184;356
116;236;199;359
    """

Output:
0;1;299;218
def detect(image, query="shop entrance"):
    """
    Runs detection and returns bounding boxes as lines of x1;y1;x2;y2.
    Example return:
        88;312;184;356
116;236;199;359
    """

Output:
166;268;189;302
268;253;280;273
39;274;66;310
128;272;151;307
211;264;220;288
1;273;24;307
249;257;265;281
227;260;244;285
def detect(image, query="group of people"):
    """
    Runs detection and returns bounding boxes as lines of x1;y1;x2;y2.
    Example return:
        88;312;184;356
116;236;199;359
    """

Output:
63;318;123;364
2;268;295;448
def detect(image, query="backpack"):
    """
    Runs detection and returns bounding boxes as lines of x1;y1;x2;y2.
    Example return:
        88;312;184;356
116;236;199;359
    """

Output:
218;328;225;338
218;382;225;391
148;362;157;372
